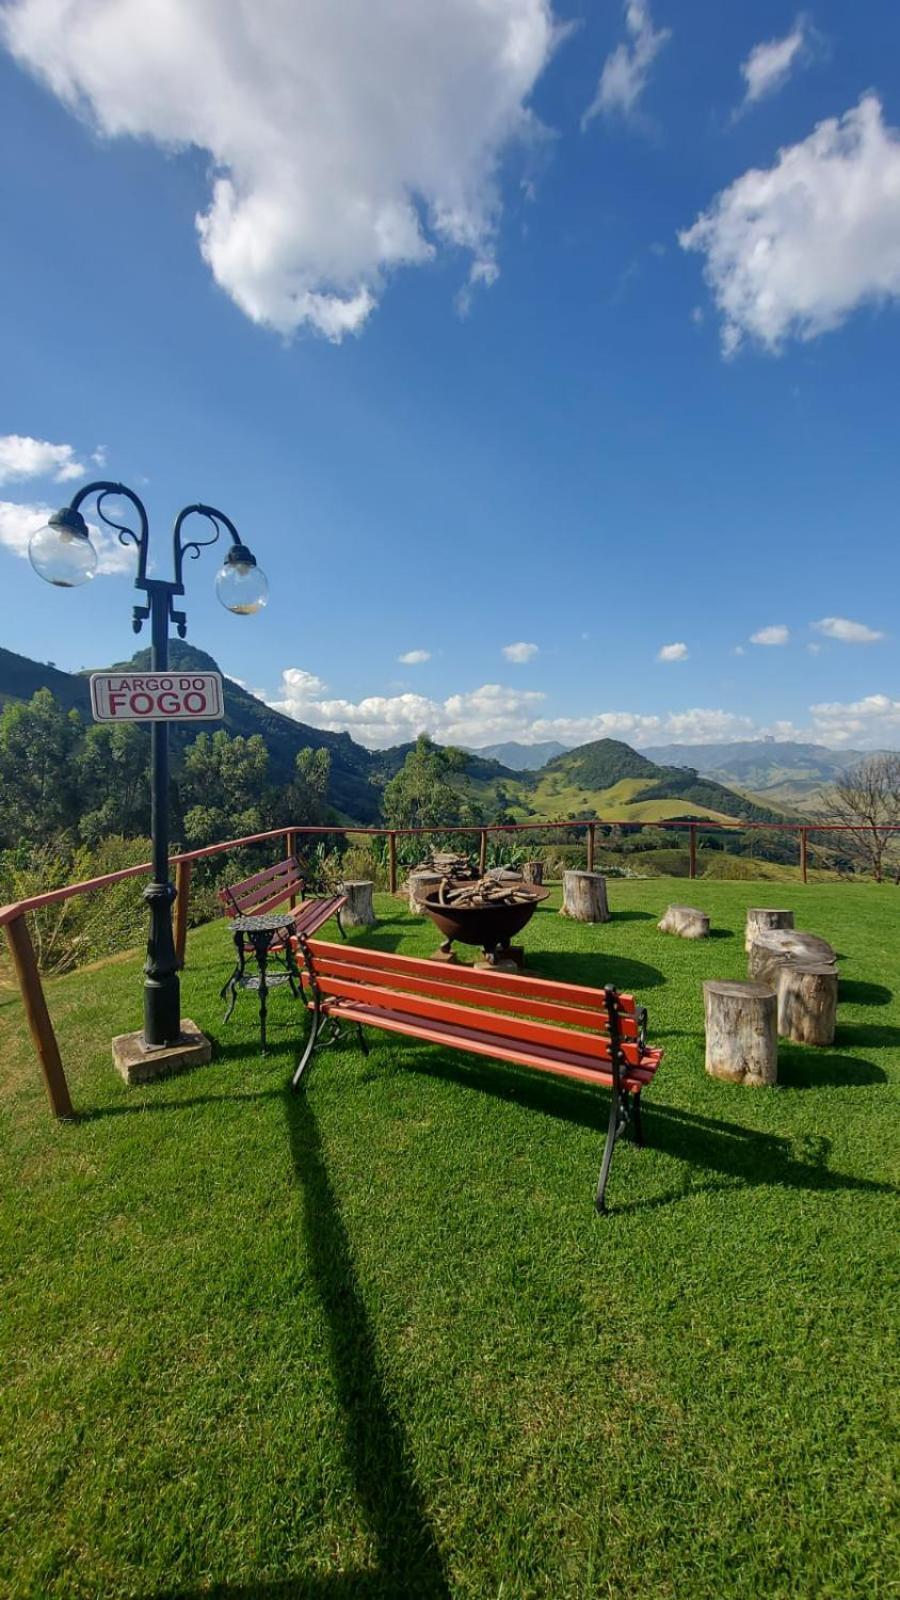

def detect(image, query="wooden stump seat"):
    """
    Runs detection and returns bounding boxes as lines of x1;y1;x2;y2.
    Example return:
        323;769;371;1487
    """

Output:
703;979;778;1086
560;871;610;923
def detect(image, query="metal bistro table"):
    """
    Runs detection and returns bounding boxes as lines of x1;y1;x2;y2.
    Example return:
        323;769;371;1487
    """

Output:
220;912;302;1052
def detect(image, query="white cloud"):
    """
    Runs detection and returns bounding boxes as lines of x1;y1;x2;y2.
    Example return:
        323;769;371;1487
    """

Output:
3;0;558;339
750;625;790;646
582;1;671;126
739;17;808;107
271;668;546;749
502;641;539;663
810;693;900;746
0;434;85;485
0;499;136;576
397;649;431;665
265;662;900;753
657;641;689;662
91;445;107;467
732;645;746;657
680;96;900;355
807;642;822;655
269;664;801;751
812;616;885;644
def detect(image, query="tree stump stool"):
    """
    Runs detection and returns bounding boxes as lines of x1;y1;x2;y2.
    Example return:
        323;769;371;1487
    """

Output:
406;870;442;913
777;962;838;1046
523;860;544;886
744;907;794;954
747;928;837;989
340;881;375;927
560;871;610;923
658;904;710;939
703;980;778;1086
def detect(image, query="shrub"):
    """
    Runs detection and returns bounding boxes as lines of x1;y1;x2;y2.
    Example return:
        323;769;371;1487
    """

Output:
0;836;153;977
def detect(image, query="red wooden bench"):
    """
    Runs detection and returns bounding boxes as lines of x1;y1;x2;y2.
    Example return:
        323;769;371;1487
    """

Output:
218;855;347;943
291;938;663;1213
218;858;348;1048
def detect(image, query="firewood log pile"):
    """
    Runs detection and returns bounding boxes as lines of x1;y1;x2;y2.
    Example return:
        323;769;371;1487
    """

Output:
435;875;539;908
422;850;479;881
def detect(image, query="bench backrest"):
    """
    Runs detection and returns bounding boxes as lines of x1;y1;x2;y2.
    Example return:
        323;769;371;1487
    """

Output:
302;938;646;1079
218;856;305;919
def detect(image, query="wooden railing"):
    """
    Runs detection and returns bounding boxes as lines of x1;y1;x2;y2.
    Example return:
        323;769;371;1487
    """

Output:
2;816;897;1119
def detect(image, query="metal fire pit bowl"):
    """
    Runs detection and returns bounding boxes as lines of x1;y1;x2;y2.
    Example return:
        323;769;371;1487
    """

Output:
422;883;549;965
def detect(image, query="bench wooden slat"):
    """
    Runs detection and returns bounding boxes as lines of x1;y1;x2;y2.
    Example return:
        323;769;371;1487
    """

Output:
291;896;347;937
218;856;305;918
306;952;640;1038
318;995;661;1091
307;938;637;1014
223;857;304;898
302;972;646;1067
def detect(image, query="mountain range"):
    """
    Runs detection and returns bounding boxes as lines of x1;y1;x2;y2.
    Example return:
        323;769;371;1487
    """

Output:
0;641;848;827
642;740;877;811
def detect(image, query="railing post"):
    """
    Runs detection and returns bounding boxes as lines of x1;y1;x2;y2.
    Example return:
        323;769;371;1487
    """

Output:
174;859;192;970
587;822;595;874
4;913;74;1118
286;829;298;907
479;829;488;876
800;827;808;884
689;824;697;880
388;832;397;895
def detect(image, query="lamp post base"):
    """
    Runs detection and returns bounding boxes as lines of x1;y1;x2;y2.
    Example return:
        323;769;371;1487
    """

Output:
112;1018;212;1086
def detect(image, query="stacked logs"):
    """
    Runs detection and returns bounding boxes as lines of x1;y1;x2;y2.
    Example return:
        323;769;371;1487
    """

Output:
434;876;537;909
428;851;479;881
745;918;839;1049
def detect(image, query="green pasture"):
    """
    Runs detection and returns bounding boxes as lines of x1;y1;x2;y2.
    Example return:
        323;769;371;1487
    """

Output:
1;882;897;1598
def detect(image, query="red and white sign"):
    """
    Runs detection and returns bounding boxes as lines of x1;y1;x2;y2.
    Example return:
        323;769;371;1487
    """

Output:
90;671;224;723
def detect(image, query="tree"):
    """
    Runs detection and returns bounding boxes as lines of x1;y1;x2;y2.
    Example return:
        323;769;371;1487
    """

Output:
77;723;151;845
179;730;271;847
829;755;900;882
0;690;82;846
382;734;480;832
291;747;332;826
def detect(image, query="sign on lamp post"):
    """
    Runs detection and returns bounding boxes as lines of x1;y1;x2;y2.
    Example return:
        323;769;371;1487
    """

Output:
90;671;225;723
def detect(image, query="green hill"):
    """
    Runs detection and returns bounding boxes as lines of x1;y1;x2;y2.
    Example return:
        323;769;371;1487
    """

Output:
517;738;789;827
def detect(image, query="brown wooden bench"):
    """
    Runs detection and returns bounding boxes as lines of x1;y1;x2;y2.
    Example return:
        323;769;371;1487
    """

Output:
218;855;347;943
291;938;663;1213
218;859;348;1048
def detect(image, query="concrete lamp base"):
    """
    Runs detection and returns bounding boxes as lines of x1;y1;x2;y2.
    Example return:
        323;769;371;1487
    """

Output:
112;1019;212;1086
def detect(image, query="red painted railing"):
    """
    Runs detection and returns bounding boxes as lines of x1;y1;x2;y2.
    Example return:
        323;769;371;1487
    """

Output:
2;815;898;1119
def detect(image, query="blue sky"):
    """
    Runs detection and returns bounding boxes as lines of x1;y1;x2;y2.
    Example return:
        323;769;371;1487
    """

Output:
1;0;899;751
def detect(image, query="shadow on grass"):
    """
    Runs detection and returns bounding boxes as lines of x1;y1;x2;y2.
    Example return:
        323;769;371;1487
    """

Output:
279;1084;450;1599
839;979;894;1007
528;950;667;992
834;1021;900;1050
777;1050;887;1089
343;928;407;953
393;1045;896;1209
609;909;656;923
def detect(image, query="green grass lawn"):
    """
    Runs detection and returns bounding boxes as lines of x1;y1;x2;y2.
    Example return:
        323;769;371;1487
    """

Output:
1;882;898;1599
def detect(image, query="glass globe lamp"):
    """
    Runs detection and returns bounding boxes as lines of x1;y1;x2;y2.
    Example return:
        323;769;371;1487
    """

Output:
215;545;269;615
29;508;98;587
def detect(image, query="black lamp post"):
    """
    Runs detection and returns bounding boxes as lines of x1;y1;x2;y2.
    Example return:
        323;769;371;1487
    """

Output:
29;482;268;1050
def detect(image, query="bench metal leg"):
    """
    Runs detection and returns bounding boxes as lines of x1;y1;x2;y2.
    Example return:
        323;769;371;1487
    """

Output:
222;978;239;1025
632;1091;644;1148
595;1090;629;1215
357;1023;369;1057
336;907;347;941
292;997;320;1089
